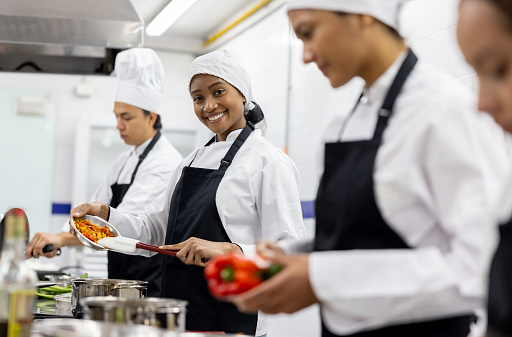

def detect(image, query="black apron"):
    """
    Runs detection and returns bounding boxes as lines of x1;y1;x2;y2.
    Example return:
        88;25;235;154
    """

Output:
314;50;474;337
161;123;258;335
108;131;163;297
487;219;512;337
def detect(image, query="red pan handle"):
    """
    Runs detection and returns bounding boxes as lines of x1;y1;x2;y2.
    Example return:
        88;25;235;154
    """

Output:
135;242;178;256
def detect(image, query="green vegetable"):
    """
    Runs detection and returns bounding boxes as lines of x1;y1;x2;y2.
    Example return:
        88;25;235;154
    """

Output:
36;285;72;298
79;272;89;279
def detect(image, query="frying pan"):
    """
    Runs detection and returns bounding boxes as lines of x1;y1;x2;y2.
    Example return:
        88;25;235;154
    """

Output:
0;208;30;252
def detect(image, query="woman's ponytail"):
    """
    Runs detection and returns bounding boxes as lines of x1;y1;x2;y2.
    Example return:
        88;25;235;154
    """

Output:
244;101;265;125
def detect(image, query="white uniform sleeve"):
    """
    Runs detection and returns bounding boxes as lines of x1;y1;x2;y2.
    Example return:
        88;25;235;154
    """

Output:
108;160;186;257
60;161;120;232
308;109;509;334
237;157;308;256
112;159;178;215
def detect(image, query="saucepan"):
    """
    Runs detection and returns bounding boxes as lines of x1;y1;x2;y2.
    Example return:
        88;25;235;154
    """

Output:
81;296;188;332
71;278;147;318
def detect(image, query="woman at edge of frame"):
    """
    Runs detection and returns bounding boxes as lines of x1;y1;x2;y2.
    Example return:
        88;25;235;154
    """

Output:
458;1;512;336
232;1;511;336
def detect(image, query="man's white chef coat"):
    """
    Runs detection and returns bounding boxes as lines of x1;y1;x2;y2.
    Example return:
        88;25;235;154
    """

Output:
64;134;183;232
288;53;511;335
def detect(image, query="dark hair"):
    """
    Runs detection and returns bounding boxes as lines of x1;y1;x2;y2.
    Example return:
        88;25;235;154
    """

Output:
245;101;265;125
142;109;162;130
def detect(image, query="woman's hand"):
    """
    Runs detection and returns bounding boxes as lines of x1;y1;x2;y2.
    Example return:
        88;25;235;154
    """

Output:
160;237;242;267
231;253;318;314
256;240;285;258
70;202;109;221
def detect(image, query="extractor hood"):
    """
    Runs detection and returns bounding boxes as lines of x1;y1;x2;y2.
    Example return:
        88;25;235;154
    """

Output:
0;0;143;75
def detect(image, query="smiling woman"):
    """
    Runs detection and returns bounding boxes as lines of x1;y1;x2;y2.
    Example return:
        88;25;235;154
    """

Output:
71;49;307;336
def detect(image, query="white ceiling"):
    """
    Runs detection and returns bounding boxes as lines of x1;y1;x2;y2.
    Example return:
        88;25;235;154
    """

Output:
130;0;264;52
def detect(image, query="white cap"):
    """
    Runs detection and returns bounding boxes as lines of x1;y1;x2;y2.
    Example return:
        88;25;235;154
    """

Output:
189;49;255;112
114;48;165;114
287;0;409;31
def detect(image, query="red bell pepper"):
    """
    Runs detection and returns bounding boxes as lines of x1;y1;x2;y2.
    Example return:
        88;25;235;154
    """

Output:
204;252;282;298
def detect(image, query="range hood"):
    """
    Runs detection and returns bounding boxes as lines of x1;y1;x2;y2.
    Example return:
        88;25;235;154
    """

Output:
0;0;143;75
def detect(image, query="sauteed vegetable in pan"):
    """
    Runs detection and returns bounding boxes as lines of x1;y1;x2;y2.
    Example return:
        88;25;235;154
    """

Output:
73;219;114;243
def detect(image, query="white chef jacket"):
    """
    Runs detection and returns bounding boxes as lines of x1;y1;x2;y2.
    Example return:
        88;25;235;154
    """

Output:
63;134;183;231
109;128;307;252
109;128;307;336
286;52;511;335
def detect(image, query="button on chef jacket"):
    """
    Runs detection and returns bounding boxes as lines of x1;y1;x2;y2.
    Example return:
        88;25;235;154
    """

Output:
109;128;307;335
282;52;511;335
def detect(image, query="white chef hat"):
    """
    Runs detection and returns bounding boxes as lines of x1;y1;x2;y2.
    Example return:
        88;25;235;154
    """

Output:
189;49;255;112
114;48;165;114
287;0;409;32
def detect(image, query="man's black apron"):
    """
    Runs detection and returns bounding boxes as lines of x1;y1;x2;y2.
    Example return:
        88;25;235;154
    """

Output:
487;219;512;337
108;131;163;297
314;50;474;337
161;123;258;335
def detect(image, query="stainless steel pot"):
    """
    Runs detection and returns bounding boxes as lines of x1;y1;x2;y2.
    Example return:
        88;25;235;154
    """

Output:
71;278;147;318
81;297;187;332
54;292;72;316
33;318;177;337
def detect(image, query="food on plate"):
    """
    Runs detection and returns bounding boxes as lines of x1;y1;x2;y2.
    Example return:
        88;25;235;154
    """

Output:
204;252;282;298
74;218;114;243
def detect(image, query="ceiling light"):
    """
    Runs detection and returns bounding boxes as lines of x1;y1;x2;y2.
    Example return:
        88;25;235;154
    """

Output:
146;0;198;36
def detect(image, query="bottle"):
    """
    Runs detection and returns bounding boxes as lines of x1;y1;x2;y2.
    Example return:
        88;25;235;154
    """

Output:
0;208;37;337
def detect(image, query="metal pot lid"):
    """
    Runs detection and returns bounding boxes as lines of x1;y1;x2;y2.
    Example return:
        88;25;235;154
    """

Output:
81;296;187;308
33;319;177;337
71;278;148;285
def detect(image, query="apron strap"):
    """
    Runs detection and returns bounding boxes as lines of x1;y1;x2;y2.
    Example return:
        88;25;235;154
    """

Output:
129;130;162;185
219;122;255;171
373;50;418;141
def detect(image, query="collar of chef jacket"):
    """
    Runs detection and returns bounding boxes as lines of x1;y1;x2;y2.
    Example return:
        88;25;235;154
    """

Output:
361;50;409;108
132;134;155;156
213;128;244;144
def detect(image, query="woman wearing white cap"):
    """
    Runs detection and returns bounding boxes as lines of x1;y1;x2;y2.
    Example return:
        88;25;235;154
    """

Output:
72;49;306;335
26;48;184;297
458;1;512;336
231;1;510;336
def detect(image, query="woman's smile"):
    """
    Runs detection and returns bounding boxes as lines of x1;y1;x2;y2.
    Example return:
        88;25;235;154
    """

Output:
206;111;226;122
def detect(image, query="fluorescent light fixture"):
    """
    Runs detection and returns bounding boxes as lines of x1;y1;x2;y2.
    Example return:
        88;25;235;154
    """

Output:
146;0;199;36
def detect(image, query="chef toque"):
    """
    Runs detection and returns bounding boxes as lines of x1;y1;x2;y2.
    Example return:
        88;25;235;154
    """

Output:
189;49;256;113
287;0;410;32
114;48;165;114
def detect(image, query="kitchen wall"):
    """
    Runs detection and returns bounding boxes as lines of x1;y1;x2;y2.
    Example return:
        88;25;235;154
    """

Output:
214;0;473;336
0;51;199;271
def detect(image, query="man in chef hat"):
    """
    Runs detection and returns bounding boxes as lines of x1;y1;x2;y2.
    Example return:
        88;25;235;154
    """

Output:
232;0;510;336
27;48;183;297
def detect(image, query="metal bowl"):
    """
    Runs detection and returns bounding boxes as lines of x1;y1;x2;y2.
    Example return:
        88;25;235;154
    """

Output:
33;318;178;337
71;278;148;318
82;296;187;332
70;215;120;251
